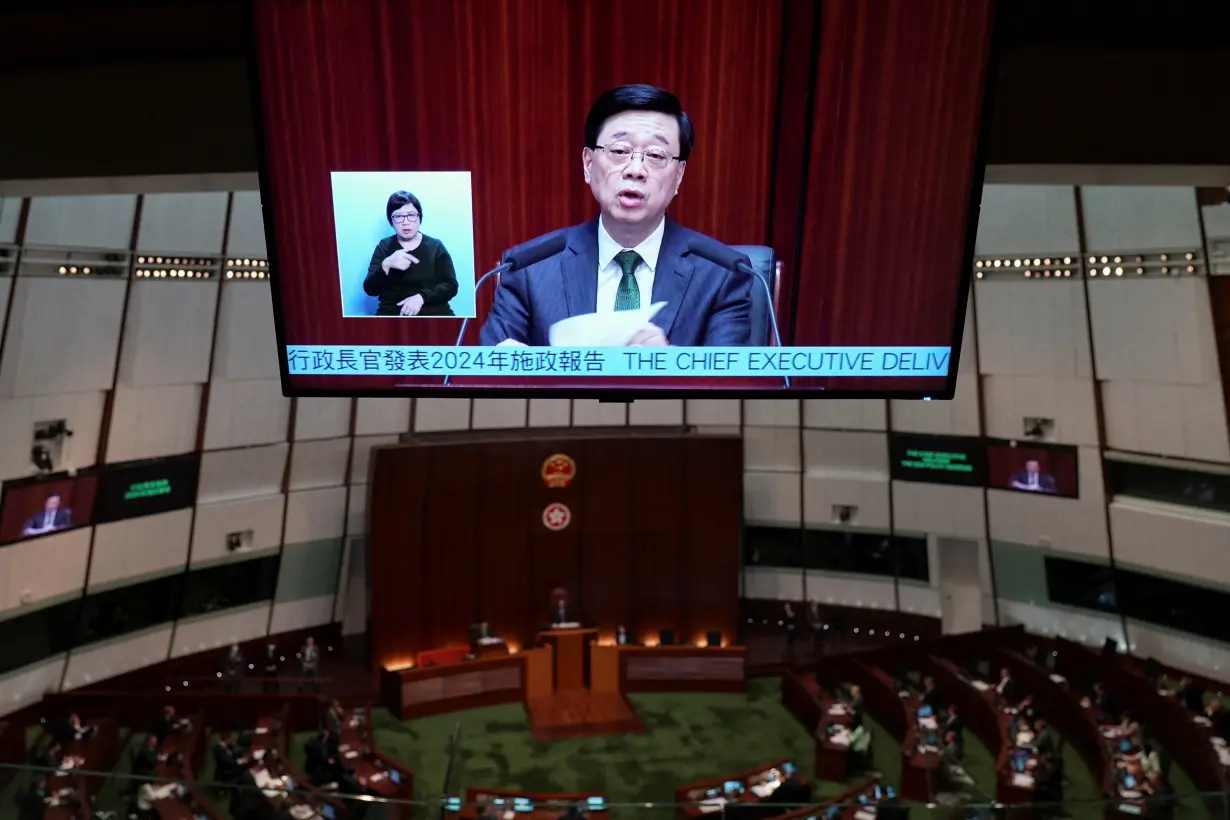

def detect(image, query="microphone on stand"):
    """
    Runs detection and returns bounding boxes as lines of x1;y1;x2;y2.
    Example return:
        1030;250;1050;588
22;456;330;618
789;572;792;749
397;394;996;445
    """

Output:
686;236;791;388
443;233;569;385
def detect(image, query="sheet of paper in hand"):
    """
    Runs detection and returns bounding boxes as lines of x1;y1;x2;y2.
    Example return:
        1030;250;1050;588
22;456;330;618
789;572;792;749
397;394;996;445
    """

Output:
548;302;666;346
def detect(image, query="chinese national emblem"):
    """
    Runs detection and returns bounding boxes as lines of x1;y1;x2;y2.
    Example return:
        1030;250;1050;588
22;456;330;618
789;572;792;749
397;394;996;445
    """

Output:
541;453;576;488
542;503;572;531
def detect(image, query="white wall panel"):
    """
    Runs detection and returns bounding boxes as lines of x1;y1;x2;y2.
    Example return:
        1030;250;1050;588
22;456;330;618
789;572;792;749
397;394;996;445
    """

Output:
744;426;801;472
1101;381;1230;462
898;584;943;619
982;375;1099;446
802;430;889;475
0;391;105;479
211;282;280;381
997;600;1125;649
203;379;290;450
61;625;173;690
471;399;528;429
284;487;347;543
349;435;398;484
117;280;217;386
744;472;800;526
190;495;285;566
354;398;411;435
345;487;367;536
743;566;804;601
294;398;352;441
974;185;1080;257
572;400;627;426
269;595;336;634
413;398;469;432
0;196;21;243
1126;622;1230;679
892;482;986;541
528;399;570;428
974;281;1092;378
802;476;890;529
0;278;127;397
986;447;1110;560
802;400;886;431
1080;187;1202;252
629;400;684;426
106;384;202;462
890;376;980;436
1109;499;1230;585
197;444;288;503
24;195;137;250
804;571;897;610
0;655;65;719
88;509;192;590
137;193;229;255
686;399;741;426
744;400;800;428
288;437;350;491
226;192;267;258
170;603;271;658
0;527;90;615
1087;278;1219;384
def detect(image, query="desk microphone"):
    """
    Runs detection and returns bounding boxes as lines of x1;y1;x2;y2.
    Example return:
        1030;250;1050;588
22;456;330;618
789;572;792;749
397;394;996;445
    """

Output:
443;233;569;385
686;236;790;387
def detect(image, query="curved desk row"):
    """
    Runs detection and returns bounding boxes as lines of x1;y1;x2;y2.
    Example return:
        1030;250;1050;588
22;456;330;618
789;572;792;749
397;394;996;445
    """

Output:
674;758;800;818
381;645;748;719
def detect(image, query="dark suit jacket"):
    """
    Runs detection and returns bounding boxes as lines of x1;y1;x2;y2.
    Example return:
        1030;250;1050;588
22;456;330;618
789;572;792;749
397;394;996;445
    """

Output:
996;676;1018;703
214;743;244;782
1009;470;1057;492
153;715;176;742
22;508;72;533
550;604;572;624
479;218;752;347
362;234;458;316
132;745;159;777
942;715;964;739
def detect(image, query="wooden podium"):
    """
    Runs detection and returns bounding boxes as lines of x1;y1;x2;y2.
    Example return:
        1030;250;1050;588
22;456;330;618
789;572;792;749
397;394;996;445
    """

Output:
537;628;598;692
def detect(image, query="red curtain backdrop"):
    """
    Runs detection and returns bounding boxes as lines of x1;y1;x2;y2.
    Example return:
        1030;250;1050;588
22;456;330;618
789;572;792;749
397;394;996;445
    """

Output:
790;0;995;392
366;434;742;668
252;0;783;390
984;443;1080;498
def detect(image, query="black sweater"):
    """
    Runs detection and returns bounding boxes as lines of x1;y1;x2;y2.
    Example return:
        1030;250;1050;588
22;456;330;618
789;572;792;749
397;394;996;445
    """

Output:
362;234;458;316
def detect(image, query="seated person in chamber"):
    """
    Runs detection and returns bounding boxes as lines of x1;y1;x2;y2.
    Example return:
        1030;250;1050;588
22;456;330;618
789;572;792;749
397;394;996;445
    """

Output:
132;735;160;779
995;666;1017;703
479;84;752;348
153;705;189;742
615;624;632;646
22;492;72;536
214;734;249;783
56;712;94;743
920;675;939;709
363;190;458;317
1010;459;1057;493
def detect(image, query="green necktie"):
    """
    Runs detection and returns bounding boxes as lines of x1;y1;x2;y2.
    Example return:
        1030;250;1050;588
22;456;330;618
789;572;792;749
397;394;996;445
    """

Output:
613;249;642;312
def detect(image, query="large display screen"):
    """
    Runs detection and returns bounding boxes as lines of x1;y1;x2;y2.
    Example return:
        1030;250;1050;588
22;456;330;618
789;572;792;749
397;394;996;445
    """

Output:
0;473;98;545
94;454;201;524
889;434;986;487
986;440;1080;499
249;0;996;398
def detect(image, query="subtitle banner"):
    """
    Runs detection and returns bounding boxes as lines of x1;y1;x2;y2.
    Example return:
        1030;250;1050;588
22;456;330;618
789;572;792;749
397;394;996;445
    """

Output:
285;346;951;378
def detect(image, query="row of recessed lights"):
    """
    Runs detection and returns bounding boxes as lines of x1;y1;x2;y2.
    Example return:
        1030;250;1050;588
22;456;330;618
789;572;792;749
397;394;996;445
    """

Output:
1087;265;1197;277
976;269;1073;280
226;259;268;268
226;270;268;279
57;266;92;275
976;256;1074;269
137;256;215;266
136;269;210;278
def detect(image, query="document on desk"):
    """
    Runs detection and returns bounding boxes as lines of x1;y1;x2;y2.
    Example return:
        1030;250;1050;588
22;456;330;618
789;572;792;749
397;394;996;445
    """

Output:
1011;773;1035;788
1049;673;1067;684
698;797;727;813
855;811;877;820
971;680;990;691
549;302;667;346
919;716;938;730
751;783;775;798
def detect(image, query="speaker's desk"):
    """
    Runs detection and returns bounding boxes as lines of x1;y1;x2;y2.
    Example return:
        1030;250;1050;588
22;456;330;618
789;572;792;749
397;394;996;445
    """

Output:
537;627;597;691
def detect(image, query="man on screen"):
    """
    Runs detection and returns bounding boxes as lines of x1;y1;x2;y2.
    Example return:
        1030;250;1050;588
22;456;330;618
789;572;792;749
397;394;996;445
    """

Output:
480;84;752;348
1009;459;1058;494
21;492;72;536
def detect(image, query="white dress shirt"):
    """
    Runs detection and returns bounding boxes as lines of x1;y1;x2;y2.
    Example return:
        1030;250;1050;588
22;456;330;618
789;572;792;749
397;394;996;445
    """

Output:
596;216;665;313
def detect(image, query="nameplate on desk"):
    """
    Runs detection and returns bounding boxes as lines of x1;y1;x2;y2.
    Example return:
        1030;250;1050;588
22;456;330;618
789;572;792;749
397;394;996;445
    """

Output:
401;664;522;705
854;811;877;820
625;654;744;682
552;622;581;629
1049;674;1067;684
971;680;990;691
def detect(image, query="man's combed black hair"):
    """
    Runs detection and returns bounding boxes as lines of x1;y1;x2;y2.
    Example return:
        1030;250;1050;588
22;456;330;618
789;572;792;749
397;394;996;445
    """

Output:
584;84;694;161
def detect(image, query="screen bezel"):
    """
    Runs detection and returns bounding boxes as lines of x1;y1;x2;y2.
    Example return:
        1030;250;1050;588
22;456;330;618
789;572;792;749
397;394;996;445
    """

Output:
243;0;1002;401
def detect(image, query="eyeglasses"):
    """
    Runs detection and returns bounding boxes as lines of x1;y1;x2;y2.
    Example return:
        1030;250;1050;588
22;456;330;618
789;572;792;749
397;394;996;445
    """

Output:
392;213;421;224
594;143;679;170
